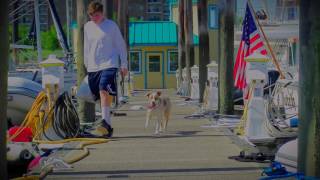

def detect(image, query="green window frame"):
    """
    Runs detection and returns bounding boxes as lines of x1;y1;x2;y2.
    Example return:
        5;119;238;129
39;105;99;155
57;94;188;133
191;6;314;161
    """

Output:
129;51;142;73
168;50;178;73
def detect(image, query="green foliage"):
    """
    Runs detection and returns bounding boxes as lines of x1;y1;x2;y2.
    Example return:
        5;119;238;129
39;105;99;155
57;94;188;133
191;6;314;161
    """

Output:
8;24;62;50
113;12;117;21
15;49;64;64
8;23;64;64
129;17;142;22
8;24;36;45
41;26;60;50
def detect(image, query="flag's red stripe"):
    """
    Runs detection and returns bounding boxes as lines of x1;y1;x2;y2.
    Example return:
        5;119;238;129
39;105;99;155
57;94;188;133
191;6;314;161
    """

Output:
250;41;264;54
250;33;260;44
234;41;244;78
236;53;246;88
234;41;247;89
260;49;267;55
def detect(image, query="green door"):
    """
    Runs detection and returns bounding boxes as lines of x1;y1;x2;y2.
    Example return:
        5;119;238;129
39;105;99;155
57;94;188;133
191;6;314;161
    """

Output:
146;53;163;89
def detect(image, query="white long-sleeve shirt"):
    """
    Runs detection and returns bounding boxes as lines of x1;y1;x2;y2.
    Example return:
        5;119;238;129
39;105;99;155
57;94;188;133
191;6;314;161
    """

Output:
84;19;128;72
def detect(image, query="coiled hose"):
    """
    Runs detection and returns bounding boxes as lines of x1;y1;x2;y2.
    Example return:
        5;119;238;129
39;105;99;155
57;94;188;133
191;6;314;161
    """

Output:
9;91;80;142
42;92;80;140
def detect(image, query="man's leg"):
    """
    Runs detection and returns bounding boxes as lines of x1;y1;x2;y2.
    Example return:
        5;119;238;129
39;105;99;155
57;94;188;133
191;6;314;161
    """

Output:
90;68;117;137
100;90;113;126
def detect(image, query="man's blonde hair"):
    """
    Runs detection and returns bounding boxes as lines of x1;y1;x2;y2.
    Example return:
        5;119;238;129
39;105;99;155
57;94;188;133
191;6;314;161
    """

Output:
87;1;103;15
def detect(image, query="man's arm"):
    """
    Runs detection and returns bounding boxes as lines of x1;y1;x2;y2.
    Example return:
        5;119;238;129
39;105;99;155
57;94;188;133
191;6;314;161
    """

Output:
113;23;128;73
83;26;89;69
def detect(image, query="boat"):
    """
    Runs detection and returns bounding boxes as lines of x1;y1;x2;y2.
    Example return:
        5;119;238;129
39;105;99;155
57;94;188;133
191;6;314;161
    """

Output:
7;77;43;126
275;138;297;172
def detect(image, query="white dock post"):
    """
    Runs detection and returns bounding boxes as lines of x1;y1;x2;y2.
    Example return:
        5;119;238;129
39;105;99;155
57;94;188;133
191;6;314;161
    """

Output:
244;53;272;140
190;65;199;100
206;62;218;110
175;69;180;90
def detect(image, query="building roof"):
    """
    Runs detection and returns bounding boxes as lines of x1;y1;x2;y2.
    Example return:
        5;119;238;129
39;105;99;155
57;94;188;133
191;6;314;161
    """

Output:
129;21;199;46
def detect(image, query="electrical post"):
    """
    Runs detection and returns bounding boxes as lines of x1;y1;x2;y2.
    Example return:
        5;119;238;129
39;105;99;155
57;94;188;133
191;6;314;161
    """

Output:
0;0;9;178
198;0;210;103
76;0;95;123
218;0;234;115
298;0;320;177
184;0;194;97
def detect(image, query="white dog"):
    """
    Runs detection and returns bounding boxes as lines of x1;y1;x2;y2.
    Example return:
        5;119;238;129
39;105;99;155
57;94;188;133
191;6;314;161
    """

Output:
145;91;171;134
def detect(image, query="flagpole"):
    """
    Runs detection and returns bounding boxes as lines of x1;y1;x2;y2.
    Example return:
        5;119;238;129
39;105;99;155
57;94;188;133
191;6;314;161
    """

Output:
247;0;285;79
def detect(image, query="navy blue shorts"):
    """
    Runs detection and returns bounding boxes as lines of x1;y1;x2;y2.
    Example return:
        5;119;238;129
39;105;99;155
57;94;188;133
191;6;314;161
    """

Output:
88;68;118;101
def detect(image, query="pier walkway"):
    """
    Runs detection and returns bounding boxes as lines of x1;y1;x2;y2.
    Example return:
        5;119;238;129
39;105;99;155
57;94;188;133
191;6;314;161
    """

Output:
45;89;266;180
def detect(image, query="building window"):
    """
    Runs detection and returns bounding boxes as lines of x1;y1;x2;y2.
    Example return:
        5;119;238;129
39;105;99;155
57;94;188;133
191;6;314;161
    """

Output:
208;5;218;29
129;51;141;73
148;15;161;21
168;51;178;73
149;56;161;72
148;7;161;13
147;0;161;3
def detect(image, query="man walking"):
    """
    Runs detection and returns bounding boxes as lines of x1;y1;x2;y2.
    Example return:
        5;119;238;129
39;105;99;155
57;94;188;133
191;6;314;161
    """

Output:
84;1;128;138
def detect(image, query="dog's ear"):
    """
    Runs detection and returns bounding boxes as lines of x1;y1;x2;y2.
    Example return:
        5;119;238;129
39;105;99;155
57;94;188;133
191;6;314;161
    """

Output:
145;92;151;97
156;91;162;97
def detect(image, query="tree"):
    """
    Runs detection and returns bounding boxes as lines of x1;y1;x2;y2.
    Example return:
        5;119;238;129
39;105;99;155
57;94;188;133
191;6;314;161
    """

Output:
298;0;320;177
0;0;9;178
117;0;128;47
178;0;185;92
76;0;95;123
198;0;209;103
218;0;234;114
184;0;194;97
117;0;129;101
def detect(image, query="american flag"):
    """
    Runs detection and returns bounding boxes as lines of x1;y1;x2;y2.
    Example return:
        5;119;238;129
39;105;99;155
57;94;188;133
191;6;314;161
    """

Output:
233;3;267;90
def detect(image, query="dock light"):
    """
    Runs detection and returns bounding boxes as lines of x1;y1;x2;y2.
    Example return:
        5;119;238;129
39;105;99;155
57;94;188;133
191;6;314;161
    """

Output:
244;52;270;63
40;54;65;92
244;52;270;97
40;55;65;108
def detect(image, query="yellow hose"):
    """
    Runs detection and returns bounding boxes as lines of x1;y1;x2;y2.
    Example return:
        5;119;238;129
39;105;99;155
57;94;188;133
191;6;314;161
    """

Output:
33;138;109;144
8;91;48;142
235;82;256;135
10;91;110;180
12;138;109;180
38;138;109;179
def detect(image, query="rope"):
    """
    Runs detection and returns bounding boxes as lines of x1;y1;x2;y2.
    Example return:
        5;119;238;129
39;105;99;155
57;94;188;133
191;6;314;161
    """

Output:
9;1;47;24
264;81;298;138
8;91;47;142
9;0;20;7
235;82;256;135
8;91;80;142
9;1;31;18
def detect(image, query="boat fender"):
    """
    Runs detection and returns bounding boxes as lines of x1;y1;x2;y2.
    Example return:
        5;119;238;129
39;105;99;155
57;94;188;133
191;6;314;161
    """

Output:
262;161;288;176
